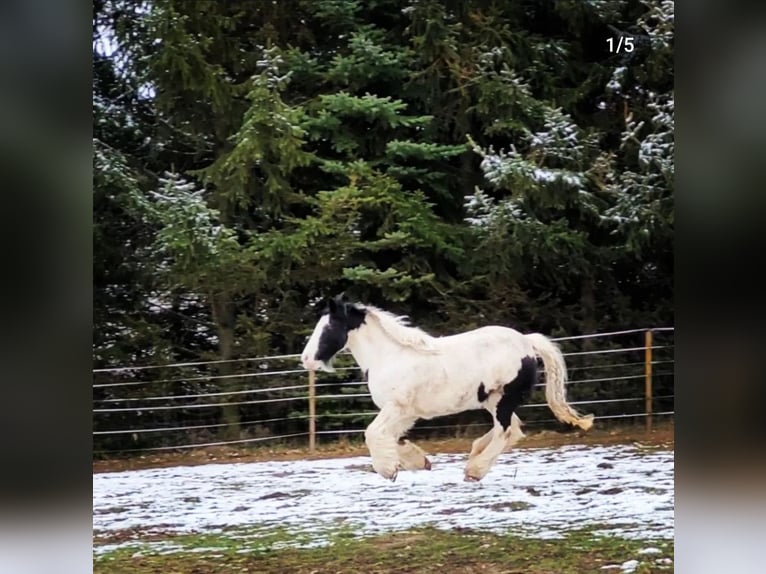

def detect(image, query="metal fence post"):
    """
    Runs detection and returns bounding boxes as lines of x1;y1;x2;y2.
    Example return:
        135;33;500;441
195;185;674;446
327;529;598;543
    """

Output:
308;370;317;452
645;330;653;432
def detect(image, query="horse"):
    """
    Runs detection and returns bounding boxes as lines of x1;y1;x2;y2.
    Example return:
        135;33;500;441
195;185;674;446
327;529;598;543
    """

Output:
300;295;594;482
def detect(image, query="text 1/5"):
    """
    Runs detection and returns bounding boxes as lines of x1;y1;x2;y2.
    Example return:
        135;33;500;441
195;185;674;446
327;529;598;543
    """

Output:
607;36;635;53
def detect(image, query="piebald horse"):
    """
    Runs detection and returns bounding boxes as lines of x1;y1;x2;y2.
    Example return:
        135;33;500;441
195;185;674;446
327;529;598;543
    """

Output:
300;296;594;482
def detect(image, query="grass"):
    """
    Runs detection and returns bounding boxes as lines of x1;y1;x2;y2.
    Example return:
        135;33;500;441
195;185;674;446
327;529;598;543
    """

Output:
94;524;674;573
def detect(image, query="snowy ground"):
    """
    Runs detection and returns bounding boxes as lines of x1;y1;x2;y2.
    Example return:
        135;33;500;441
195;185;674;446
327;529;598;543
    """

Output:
93;443;673;555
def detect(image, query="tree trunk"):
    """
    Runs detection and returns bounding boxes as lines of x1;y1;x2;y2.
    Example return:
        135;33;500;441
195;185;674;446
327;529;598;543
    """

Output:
211;293;240;440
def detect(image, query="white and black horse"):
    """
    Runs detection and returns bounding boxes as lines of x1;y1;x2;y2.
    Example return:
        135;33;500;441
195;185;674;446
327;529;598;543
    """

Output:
301;295;594;482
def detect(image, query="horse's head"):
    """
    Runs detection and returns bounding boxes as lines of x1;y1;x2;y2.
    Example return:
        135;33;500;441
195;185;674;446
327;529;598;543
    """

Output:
300;294;366;371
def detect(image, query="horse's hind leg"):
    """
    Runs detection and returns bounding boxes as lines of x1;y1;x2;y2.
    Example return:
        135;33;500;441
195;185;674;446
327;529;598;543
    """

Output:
464;415;524;481
464;422;506;481
465;357;535;481
397;438;432;470
468;428;494;461
506;413;525;447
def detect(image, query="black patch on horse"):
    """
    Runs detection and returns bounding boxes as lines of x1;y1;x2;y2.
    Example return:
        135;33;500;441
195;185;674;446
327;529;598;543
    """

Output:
314;296;367;362
477;382;488;403
495;356;537;431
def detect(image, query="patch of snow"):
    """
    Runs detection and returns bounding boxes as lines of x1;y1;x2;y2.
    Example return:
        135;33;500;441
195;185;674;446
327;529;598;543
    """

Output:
607;67;627;93
93;444;674;555
620;559;639;572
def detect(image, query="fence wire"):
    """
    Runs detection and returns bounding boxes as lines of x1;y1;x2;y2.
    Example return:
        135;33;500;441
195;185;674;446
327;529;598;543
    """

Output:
93;327;674;456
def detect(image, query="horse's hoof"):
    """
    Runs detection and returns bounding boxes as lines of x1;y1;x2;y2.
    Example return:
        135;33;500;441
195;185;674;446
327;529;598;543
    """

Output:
389;469;398;482
424;458;432;471
464;474;481;482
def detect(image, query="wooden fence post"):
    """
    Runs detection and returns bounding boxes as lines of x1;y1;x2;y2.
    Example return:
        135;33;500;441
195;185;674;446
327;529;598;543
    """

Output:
644;330;653;433
308;370;317;452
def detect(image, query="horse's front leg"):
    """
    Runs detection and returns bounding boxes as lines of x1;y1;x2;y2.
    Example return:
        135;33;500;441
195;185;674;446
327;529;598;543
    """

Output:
397;438;432;471
365;403;417;481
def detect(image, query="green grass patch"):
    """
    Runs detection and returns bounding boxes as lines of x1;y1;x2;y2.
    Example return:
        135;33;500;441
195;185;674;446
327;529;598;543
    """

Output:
94;524;673;573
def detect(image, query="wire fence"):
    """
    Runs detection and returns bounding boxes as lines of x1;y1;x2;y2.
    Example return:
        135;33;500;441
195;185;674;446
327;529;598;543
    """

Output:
92;327;674;456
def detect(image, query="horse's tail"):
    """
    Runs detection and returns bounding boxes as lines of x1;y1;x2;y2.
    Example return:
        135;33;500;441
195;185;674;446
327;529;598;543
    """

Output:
525;333;594;431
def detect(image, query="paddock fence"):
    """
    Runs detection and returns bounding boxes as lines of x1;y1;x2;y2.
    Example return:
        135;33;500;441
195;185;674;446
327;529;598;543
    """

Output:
93;327;674;457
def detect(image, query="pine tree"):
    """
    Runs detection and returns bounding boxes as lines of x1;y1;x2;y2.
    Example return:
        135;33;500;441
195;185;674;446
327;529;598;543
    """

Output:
93;0;674;448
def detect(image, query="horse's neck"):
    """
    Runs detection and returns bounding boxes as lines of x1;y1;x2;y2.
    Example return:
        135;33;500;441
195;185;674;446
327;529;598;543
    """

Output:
346;322;403;373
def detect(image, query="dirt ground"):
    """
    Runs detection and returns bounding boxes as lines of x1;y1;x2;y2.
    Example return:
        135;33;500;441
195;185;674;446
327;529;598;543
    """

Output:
93;420;673;474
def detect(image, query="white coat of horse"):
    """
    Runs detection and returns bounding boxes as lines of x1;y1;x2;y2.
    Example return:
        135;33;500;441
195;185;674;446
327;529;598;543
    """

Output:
300;295;594;482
